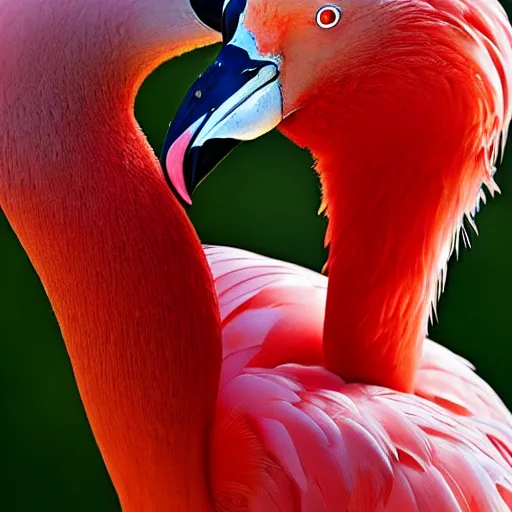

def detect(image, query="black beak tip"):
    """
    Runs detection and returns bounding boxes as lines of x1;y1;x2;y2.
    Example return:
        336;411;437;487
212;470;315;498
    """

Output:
190;0;224;32
185;138;242;192
160;126;241;205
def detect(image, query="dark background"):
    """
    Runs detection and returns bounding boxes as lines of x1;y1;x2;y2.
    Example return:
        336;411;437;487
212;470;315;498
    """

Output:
1;8;511;511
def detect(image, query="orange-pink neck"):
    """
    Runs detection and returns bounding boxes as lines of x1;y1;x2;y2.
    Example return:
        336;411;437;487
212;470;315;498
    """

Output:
0;1;220;509
282;59;493;392
323;108;484;392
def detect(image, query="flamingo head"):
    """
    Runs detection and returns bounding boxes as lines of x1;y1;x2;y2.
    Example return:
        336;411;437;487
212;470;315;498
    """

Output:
163;0;512;203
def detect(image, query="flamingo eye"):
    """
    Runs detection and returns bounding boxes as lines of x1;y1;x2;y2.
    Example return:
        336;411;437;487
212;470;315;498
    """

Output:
316;5;342;29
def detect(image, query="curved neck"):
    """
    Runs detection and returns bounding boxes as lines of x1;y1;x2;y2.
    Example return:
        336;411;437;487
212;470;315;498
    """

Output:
0;1;220;509
324;106;491;392
283;66;494;392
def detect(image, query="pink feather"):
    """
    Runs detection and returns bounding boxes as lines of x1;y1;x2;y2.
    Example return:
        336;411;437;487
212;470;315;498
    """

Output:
206;244;512;511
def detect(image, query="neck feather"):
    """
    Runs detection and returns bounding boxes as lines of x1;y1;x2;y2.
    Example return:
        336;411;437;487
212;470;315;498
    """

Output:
324;99;497;392
320;130;487;392
281;35;503;391
0;1;220;509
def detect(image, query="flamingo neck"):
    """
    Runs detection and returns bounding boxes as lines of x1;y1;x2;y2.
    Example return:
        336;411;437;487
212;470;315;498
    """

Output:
324;105;495;392
282;62;496;392
0;1;220;509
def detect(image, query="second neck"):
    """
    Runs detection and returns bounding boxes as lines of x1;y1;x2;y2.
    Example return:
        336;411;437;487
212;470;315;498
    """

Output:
2;120;221;510
315;103;488;392
0;2;221;500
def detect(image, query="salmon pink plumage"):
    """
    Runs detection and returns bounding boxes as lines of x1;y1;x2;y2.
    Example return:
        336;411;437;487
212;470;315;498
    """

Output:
167;0;512;390
206;245;512;424
206;244;512;510
2;0;512;510
164;0;512;508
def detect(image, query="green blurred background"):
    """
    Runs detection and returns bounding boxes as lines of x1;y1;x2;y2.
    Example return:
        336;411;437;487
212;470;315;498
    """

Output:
1;7;512;511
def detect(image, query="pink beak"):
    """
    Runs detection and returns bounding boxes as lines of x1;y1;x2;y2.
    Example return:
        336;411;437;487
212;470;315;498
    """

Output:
164;126;195;205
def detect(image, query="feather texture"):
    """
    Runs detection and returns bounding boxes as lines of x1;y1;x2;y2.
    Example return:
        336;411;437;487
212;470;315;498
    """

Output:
206;245;512;511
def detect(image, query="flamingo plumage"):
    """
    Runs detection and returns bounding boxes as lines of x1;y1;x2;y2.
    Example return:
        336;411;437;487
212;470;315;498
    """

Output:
205;245;511;424
165;0;512;508
0;0;224;508
207;241;512;510
2;0;512;510
167;0;512;391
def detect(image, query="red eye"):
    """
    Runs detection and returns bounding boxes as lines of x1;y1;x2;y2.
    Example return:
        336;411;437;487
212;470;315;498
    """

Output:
316;5;342;29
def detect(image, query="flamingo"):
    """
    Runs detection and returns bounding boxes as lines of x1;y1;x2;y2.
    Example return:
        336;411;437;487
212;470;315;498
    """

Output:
165;0;512;391
0;0;224;508
2;0;512;511
165;0;512;388
164;0;512;507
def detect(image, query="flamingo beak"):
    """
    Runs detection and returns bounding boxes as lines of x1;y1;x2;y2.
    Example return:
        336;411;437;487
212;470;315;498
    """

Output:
190;0;224;32
161;38;283;204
